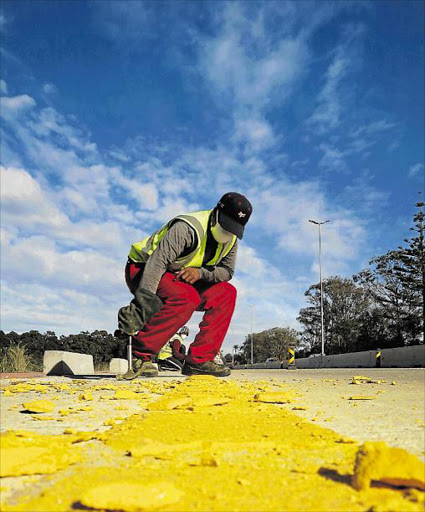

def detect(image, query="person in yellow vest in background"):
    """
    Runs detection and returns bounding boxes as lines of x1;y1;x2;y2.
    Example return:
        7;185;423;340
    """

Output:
157;326;189;371
119;192;252;379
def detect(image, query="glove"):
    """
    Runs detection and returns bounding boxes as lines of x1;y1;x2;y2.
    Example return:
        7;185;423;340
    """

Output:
118;288;162;335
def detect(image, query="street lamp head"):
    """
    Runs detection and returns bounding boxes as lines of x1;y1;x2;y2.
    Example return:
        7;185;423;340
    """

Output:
309;219;330;225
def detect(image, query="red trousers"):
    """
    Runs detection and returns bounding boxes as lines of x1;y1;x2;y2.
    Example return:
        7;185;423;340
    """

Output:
125;262;237;363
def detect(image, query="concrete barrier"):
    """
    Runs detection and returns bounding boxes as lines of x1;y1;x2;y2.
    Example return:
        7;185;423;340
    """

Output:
382;345;425;368
43;351;94;375
109;358;129;374
234;345;425;370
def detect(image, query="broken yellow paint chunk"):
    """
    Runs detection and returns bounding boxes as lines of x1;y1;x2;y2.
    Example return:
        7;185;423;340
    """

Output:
0;446;79;477
351;376;387;385
76;405;93;412
128;439;202;459
199;453;219;467
112;389;140;400
186;374;218;382
254;392;294;404
63;428;78;434
352;441;425;491
54;383;70;391
78;481;184;511
191;396;231;408
79;391;94;401
147;397;192;411
22;400;55;413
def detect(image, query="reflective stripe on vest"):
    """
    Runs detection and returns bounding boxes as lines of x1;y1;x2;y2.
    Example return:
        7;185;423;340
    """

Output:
128;209;236;270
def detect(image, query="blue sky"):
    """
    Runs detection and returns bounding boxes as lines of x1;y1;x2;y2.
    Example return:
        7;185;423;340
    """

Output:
1;1;424;353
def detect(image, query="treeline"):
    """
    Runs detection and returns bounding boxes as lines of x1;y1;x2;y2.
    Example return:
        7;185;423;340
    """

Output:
0;330;126;371
231;199;424;363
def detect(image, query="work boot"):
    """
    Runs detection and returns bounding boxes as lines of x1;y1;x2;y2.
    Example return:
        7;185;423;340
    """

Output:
116;358;158;380
182;360;231;377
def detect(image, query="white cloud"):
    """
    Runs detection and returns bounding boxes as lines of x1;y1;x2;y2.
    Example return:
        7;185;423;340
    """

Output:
93;2;155;43
111;169;159;210
307;55;349;134
408;162;424;179
290;159;309;171
42;83;57;94
350;119;396;138
0;94;36;117
29;107;97;153
226;243;305;344
1;281;128;334
199;4;308;112
0;166;138;256
0;79;7;94
318;143;348;173
233;116;276;152
337;171;390;215
1;166;69;229
306;24;365;135
251;179;368;279
0;12;9;30
2;231;124;292
108;148;131;162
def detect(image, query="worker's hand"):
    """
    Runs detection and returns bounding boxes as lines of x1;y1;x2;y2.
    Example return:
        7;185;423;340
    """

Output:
174;267;201;284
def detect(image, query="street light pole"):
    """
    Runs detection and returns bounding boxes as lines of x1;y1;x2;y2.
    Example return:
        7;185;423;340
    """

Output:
309;219;330;356
249;305;254;364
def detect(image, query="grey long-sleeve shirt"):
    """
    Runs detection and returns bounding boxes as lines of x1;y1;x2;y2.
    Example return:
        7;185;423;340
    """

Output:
139;221;238;294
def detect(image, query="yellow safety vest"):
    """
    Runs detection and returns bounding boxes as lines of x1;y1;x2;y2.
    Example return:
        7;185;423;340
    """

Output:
157;340;173;360
128;209;237;271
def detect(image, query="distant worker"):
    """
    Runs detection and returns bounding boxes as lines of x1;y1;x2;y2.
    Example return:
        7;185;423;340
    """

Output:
157;326;189;371
118;192;252;379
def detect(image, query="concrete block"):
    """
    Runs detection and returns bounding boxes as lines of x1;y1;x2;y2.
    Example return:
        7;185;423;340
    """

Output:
382;345;425;368
110;358;129;374
43;350;94;376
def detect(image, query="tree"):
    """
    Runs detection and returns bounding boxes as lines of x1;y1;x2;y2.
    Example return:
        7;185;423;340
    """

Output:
240;327;300;363
298;276;371;354
354;252;410;347
224;353;233;363
394;199;424;343
19;330;46;366
353;198;424;347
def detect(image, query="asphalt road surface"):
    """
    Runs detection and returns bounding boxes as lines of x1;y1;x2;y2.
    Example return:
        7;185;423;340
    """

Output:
231;368;425;459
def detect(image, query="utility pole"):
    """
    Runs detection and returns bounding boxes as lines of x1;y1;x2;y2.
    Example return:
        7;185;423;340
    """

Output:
309;219;330;356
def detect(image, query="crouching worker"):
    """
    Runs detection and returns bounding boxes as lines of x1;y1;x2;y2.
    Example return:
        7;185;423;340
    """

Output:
157;326;189;371
117;192;252;379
